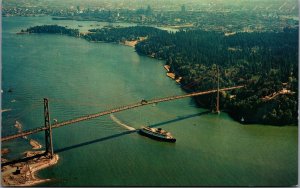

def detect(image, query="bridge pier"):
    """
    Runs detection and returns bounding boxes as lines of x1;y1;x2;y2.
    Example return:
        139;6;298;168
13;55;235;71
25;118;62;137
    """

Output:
44;98;54;158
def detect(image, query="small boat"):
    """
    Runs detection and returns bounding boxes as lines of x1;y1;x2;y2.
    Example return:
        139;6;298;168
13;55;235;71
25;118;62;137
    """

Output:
138;126;176;142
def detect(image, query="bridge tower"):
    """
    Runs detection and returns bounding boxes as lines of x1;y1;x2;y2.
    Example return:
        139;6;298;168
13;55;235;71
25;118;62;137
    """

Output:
44;98;54;158
216;66;220;114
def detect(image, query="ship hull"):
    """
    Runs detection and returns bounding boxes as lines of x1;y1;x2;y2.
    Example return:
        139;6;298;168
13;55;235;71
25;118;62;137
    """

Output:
138;129;176;143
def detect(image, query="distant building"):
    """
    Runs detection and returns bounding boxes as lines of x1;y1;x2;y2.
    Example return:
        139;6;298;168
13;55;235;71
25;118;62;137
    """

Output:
146;5;152;15
181;5;186;12
76;5;84;13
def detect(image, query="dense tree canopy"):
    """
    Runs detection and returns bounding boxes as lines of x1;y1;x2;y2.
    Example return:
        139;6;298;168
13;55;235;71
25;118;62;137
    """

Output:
136;28;298;125
84;26;162;42
26;25;80;37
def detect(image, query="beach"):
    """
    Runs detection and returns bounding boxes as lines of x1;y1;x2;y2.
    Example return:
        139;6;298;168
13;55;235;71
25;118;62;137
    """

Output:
1;151;59;186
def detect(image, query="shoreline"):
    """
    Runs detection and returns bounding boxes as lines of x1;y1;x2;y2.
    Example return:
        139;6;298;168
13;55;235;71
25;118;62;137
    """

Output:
121;40;138;47
2;121;56;186
2;151;59;186
164;65;182;83
120;37;147;47
20;27;297;126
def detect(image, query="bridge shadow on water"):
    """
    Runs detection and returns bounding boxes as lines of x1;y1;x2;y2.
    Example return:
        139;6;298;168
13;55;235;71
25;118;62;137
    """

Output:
55;111;210;154
2;111;210;165
2;153;46;167
55;130;137;153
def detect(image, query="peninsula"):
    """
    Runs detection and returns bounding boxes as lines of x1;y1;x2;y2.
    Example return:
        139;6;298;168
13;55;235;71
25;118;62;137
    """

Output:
2;151;59;186
24;25;298;126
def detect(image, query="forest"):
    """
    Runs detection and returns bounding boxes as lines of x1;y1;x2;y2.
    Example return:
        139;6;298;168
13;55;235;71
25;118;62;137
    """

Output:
25;25;80;37
135;28;298;125
84;26;162;42
24;25;298;125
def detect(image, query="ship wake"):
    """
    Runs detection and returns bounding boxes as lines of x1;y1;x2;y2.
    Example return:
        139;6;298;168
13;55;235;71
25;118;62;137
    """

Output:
110;114;136;131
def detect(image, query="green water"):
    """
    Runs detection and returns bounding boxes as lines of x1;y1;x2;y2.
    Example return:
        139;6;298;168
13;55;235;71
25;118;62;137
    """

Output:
1;16;298;186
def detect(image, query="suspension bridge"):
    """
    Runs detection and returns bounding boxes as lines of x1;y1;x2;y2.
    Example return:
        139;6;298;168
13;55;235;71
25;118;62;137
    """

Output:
2;85;243;159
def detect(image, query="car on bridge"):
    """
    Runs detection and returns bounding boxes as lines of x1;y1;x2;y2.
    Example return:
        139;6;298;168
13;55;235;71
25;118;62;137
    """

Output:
141;99;148;105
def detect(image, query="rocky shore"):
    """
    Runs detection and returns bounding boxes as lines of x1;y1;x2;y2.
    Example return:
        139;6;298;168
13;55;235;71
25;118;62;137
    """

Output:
164;65;182;83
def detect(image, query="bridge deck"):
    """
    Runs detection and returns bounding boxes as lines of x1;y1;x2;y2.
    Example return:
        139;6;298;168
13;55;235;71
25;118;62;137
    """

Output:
2;86;243;142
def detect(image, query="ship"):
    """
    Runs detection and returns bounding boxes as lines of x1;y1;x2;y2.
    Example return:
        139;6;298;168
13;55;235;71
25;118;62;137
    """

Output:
138;126;176;142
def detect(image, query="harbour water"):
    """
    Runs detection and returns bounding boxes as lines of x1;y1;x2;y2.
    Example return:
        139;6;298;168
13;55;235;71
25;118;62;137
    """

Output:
1;16;298;186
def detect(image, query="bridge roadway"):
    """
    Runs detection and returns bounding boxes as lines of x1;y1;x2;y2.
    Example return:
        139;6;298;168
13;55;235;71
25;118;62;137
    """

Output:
2;85;244;142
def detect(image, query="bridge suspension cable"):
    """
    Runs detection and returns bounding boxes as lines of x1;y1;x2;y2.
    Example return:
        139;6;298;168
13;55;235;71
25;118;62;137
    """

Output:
1;85;243;142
